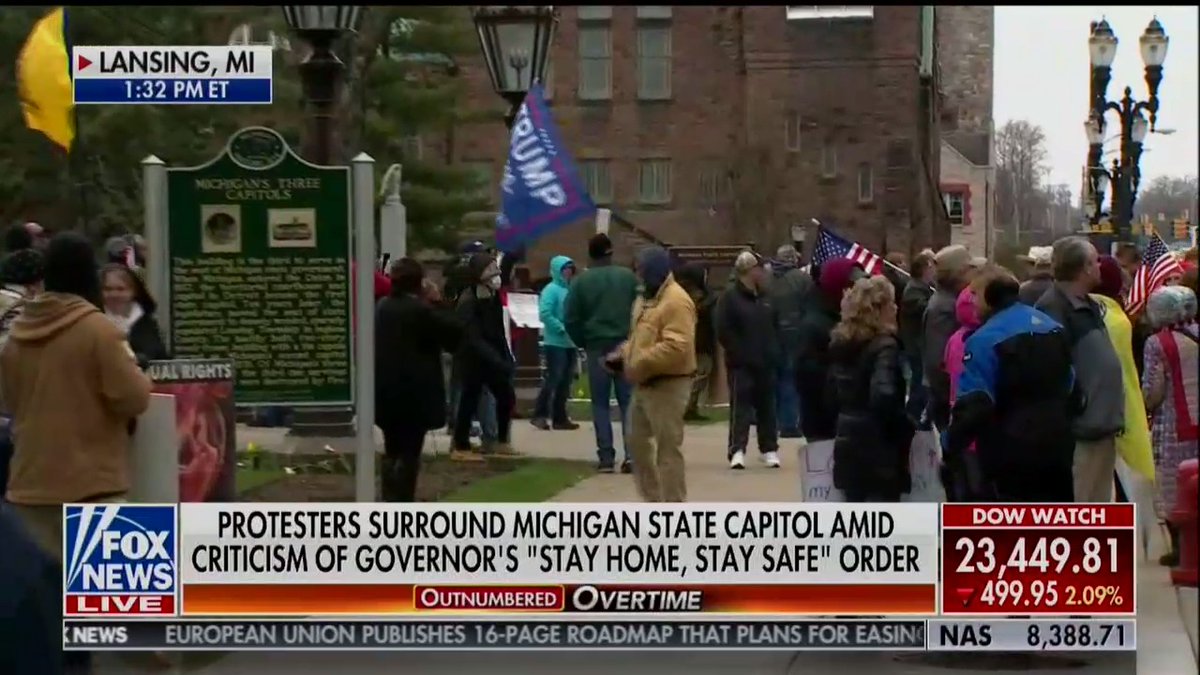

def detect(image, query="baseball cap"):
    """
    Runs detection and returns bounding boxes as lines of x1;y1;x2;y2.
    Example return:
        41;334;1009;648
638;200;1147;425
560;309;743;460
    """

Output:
934;245;986;277
734;250;766;275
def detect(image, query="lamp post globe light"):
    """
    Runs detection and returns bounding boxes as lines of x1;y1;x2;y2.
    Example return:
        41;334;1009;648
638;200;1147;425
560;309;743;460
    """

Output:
1084;16;1169;242
471;5;558;129
282;5;365;165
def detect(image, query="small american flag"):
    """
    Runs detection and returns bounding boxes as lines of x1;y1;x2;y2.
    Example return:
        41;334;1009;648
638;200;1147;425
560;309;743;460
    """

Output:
1125;232;1183;315
811;226;883;275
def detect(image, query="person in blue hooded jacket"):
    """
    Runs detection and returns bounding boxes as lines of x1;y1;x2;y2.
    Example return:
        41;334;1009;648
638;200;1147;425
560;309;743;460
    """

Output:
532;256;579;430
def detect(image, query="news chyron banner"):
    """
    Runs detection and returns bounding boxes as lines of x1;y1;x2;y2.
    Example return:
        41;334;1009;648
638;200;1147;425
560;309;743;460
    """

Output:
72;46;272;105
60;502;1138;652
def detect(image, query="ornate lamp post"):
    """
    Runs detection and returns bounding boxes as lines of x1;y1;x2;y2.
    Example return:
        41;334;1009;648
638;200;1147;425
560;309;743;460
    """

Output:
471;6;558;129
1085;17;1169;242
282;6;365;165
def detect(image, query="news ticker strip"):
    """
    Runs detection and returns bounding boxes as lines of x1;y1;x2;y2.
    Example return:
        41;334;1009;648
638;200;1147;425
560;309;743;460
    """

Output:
62;619;1136;652
941;505;1135;615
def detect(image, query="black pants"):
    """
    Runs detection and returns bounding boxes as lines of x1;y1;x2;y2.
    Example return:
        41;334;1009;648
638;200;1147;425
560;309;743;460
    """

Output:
993;464;1074;502
454;367;515;450
727;367;777;457
381;426;427;502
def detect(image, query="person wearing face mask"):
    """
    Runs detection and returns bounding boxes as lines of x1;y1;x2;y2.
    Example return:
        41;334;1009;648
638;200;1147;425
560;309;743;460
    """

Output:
718;251;782;470
451;252;518;460
614;246;696;502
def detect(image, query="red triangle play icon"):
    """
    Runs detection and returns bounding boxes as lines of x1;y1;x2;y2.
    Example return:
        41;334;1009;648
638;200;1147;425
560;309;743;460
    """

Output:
77;54;92;71
955;588;975;607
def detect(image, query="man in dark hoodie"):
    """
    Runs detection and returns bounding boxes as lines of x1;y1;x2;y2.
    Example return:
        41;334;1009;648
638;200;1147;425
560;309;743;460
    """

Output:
795;258;865;444
674;263;717;421
768;244;812;437
899;250;935;425
719;251;782;470
452;252;518;459
564;233;641;473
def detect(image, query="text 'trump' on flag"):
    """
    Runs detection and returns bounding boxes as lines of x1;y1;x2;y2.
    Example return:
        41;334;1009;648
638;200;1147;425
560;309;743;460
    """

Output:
17;7;74;152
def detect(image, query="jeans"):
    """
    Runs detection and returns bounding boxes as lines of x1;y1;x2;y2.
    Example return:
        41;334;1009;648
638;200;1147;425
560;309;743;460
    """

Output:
533;346;577;423
585;341;632;466
449;379;498;442
775;359;800;434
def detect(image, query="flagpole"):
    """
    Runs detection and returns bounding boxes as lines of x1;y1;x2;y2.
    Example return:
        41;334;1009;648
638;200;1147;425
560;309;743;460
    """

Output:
64;6;91;237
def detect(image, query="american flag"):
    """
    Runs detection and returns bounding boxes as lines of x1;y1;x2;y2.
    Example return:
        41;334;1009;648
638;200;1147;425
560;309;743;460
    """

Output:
810;226;883;275
1125;232;1183;315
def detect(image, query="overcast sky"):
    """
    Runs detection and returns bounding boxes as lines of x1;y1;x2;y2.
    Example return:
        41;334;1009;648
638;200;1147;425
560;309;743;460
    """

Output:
995;6;1199;198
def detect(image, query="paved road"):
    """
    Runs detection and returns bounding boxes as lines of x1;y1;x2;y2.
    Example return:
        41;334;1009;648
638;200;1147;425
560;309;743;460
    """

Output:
100;423;1190;674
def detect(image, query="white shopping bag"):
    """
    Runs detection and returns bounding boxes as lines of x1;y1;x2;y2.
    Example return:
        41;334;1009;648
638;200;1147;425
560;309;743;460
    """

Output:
903;428;946;502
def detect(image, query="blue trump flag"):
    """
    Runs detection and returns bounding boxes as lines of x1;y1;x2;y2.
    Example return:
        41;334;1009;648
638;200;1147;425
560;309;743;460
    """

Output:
496;85;595;253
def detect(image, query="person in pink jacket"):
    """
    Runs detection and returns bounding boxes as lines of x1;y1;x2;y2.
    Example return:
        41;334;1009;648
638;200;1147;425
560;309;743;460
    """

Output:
945;286;982;409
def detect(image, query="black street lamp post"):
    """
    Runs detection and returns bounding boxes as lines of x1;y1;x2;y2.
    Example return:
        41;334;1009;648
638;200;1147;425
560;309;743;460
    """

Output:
283;6;365;165
471;6;558;130
1084;17;1168;243
282;6;364;438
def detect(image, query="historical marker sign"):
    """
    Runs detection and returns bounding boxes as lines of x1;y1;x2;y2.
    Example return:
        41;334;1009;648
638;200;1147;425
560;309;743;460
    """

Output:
165;127;352;406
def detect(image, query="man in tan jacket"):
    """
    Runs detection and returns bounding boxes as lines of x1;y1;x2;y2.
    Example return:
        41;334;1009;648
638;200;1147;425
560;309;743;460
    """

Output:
0;232;152;561
615;246;696;502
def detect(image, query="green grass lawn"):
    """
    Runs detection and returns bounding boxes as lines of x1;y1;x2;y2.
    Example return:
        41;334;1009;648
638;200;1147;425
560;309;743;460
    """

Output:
442;458;593;502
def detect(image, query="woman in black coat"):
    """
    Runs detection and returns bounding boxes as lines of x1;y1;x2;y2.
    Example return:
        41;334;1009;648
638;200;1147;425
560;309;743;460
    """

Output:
827;275;914;502
100;263;169;363
375;258;463;501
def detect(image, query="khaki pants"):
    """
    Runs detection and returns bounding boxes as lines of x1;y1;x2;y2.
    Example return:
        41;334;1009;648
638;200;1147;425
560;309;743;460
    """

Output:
8;494;127;564
1073;438;1117;503
629;376;692;502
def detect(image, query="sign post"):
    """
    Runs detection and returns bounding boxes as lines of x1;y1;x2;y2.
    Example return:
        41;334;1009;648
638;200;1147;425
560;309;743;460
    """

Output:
160;127;353;408
351;154;377;502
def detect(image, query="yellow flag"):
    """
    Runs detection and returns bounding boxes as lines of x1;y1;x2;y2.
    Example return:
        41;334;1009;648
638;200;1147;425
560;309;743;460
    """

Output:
17;7;74;152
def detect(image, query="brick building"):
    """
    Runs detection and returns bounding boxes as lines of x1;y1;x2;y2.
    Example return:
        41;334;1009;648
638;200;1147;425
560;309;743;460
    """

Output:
453;6;951;272
936;6;996;257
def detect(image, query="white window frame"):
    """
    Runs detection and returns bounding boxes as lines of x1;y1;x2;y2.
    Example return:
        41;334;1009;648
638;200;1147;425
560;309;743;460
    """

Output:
540;60;555;100
857;163;874;204
943;192;966;226
578;23;612;100
638;159;672;205
580;160;612;204
637;24;672;100
820;141;838;178
785;112;802;153
786;6;875;20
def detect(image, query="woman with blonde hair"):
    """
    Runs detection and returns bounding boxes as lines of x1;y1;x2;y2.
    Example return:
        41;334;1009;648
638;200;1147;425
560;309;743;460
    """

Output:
828;276;913;502
1141;285;1199;565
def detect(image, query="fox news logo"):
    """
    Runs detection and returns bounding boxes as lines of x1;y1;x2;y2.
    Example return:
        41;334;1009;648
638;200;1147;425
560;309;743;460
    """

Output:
63;504;177;617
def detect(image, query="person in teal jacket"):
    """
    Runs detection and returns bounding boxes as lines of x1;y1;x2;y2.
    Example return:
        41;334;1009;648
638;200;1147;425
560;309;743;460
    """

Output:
532;255;579;430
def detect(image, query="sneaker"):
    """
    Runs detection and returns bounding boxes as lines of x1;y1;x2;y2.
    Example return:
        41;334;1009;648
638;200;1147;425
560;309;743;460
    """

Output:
551;420;581;430
450;449;485;463
470;423;482;438
530;418;550;430
598;463;616;474
762;451;782;468
729;451;746;470
620;460;633;474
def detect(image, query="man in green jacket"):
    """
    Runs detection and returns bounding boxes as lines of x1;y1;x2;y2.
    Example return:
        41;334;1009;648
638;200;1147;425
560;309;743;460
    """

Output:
564;233;640;473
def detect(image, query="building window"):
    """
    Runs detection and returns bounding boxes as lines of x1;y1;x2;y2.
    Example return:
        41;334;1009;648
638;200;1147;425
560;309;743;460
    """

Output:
579;160;612;204
943;191;966;226
698;166;726;205
820;141;837;178
785;112;802;153
638;159;672;204
540;60;554;100
785;6;875;21
401;135;423;161
857;163;874;204
578;23;612;100
637;24;672;100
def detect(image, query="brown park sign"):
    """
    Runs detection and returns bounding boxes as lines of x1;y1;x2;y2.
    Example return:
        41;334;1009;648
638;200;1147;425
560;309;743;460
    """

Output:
668;245;750;267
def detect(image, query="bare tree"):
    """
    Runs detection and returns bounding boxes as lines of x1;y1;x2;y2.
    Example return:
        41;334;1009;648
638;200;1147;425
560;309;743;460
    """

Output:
994;120;1050;244
1134;175;1199;228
